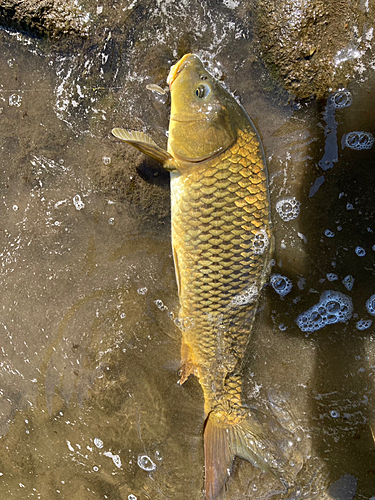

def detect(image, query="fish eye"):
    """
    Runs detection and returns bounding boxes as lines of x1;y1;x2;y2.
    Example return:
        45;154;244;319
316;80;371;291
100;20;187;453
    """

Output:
200;75;208;80
195;84;211;99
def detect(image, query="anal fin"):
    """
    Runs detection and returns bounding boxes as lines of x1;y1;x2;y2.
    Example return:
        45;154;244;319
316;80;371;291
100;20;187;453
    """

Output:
179;339;198;385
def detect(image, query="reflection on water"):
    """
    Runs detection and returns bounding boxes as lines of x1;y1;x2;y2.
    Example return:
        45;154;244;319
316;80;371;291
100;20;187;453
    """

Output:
0;2;375;499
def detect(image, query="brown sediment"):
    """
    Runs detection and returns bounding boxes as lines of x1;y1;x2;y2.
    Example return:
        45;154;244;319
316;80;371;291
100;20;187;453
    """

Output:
255;0;369;99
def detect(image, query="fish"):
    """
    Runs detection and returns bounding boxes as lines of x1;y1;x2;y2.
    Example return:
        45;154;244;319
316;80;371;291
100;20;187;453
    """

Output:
112;54;295;499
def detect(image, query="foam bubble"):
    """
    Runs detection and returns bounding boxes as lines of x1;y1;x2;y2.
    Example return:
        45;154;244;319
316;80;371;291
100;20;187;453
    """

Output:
252;229;269;255
9;94;22;107
103;451;122;468
73;194;85;210
154;299;167;311
342;131;374;150
94;437;103;449
324;229;335;238
332;90;352;108
270;274;293;298
229;284;258;307
296;290;353;333
342;275;354;291
356;319;372;331
276;197;301;222
327;273;338;281
355;246;366;257
365;294;375;316
137;455;156;471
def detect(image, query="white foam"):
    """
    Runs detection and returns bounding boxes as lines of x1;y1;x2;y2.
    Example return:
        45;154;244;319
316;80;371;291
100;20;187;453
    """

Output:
252;229;269;255
332;90;352;108
270;274;292;298
366;294;375;315
296;290;353;333
342;131;374;150
276;197;301;222
229;284;258;307
137;454;156;471
356;319;372;331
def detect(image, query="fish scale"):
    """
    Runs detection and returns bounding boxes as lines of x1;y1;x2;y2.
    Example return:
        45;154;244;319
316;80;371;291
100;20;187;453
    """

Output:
172;128;271;417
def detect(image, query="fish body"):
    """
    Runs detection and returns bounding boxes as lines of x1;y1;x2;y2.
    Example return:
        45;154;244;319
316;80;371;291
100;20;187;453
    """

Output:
112;54;292;499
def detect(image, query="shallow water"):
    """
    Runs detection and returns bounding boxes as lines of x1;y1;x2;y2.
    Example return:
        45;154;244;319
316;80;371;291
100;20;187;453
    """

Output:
0;2;375;499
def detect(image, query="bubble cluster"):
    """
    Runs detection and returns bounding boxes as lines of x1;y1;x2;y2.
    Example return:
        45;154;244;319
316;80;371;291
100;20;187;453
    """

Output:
356;319;372;331
276;197;301;222
332;90;352;108
94;438;103;449
270;274;293;298
137;455;156;471
252;229;269;255
73;194;85;210
342;131;374;150
103;451;122;468
154;299;167;311
296;290;353;333
326;273;338;281
342;275;354;291
9;94;22;107
366;294;375;316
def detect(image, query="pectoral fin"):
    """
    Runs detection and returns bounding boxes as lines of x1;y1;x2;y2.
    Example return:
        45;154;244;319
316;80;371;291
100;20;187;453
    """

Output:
112;128;176;170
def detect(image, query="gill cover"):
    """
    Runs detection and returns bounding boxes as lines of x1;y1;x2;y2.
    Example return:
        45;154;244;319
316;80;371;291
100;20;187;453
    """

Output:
167;54;248;163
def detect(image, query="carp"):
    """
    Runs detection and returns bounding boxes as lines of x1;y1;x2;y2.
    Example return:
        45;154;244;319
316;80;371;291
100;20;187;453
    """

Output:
113;54;295;499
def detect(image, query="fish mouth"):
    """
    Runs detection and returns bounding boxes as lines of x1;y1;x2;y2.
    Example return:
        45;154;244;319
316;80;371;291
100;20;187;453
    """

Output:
167;53;198;88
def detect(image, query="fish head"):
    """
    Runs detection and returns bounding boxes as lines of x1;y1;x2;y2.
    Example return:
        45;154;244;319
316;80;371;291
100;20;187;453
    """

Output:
167;54;246;164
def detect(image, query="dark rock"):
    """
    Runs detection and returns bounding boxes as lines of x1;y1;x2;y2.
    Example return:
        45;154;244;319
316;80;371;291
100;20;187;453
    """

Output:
0;0;92;39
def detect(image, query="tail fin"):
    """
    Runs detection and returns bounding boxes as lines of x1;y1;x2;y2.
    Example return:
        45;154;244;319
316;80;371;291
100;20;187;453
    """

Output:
204;412;233;500
204;410;299;500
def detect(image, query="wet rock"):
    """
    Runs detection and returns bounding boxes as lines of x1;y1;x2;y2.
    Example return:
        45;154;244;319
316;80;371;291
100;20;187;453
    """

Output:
0;0;93;39
256;0;372;98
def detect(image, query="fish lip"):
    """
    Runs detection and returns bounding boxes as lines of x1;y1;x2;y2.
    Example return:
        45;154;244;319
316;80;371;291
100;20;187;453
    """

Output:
167;53;196;88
